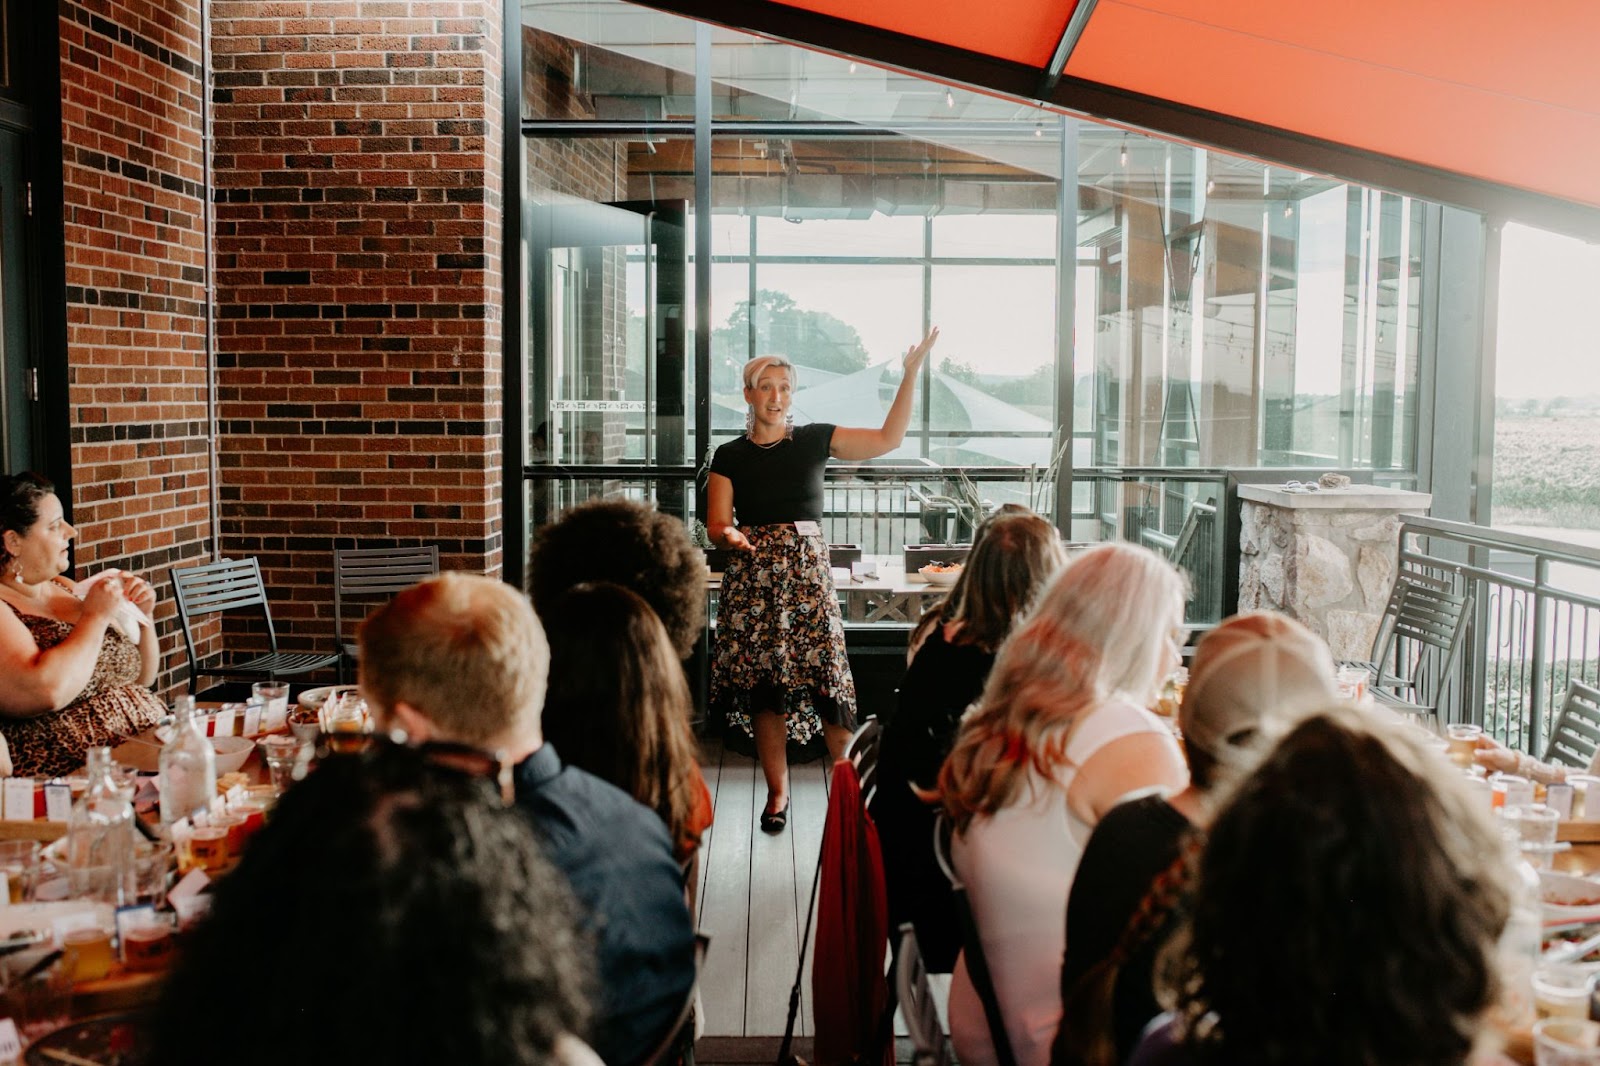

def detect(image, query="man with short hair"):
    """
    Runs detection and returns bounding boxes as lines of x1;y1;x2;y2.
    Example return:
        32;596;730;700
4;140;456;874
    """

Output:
360;573;696;1066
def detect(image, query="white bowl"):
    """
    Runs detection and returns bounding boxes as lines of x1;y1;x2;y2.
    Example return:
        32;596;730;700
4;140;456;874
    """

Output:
210;736;256;775
297;684;358;712
919;564;963;587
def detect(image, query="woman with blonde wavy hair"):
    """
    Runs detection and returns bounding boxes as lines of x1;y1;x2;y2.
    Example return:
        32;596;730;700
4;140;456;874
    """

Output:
939;541;1190;1066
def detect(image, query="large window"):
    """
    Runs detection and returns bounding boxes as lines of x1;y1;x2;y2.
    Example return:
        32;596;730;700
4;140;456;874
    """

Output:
517;0;1442;617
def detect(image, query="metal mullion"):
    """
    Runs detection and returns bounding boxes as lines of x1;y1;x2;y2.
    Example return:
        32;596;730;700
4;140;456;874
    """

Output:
921;215;932;460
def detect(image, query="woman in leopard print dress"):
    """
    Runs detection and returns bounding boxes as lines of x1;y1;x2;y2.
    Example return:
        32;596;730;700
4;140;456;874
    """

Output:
0;473;165;778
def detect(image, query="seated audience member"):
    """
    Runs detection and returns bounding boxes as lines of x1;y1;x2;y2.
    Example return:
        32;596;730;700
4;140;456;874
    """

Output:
543;582;713;874
1051;612;1338;1066
939;543;1191;1066
1474;730;1595;783
1131;707;1512;1066
359;574;696;1066
528;497;707;659
147;740;598;1066
871;507;1064;972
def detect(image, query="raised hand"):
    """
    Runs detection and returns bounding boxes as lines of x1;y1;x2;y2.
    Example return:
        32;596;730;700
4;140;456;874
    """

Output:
902;326;939;377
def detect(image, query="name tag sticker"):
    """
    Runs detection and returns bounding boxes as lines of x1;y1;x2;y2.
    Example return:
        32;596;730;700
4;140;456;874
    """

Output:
794;521;821;536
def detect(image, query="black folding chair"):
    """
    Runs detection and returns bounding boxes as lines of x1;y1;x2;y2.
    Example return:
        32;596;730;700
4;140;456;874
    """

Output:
332;545;440;681
170;558;340;695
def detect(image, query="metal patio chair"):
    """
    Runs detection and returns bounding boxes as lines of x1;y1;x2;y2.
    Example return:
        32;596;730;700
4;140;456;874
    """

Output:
170;557;340;696
1363;574;1474;727
333;545;440;681
896;922;950;1066
1543;679;1600;771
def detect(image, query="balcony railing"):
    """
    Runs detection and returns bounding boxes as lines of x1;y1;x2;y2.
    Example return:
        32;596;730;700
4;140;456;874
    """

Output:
1392;516;1600;754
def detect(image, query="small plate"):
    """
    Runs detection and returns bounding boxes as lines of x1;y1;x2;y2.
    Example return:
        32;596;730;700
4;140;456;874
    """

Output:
297;684;359;712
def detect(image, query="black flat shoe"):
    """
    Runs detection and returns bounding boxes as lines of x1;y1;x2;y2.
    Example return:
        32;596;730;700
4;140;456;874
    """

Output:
760;797;790;833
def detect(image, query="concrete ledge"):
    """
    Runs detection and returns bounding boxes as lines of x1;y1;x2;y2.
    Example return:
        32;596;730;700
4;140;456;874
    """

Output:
1238;484;1433;511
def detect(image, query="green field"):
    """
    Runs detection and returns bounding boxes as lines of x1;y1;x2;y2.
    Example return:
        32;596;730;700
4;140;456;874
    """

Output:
1493;414;1600;528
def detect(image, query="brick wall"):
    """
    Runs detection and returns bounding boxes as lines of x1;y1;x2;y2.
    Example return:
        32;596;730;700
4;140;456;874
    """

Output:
58;0;214;698
208;1;505;659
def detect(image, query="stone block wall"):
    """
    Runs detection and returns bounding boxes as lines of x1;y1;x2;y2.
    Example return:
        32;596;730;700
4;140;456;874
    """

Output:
58;0;216;697
1237;502;1400;659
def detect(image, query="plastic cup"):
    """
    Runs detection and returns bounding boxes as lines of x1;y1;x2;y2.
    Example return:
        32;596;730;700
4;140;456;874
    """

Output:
1534;1017;1600;1066
1;949;72;1042
1446;723;1483;768
63;926;115;982
0;840;39;904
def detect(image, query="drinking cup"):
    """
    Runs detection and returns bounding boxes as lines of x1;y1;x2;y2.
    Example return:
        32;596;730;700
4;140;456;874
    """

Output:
1534;1017;1600;1066
134;841;175;904
1536;965;1594;1019
253;682;290;732
122;916;176;973
63;926;115;982
0;840;39;904
188;826;229;873
1336;664;1368;701
1446;723;1483;768
1570;776;1600;821
259;735;304;795
1509;803;1562;869
1;949;72;1042
1494;772;1536;810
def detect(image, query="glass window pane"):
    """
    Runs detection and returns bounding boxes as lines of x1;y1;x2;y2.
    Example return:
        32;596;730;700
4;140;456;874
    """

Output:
935;214;1056;259
522;0;697;122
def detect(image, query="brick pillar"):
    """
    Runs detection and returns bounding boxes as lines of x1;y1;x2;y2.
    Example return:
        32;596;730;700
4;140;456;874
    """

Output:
209;2;506;658
58;0;214;698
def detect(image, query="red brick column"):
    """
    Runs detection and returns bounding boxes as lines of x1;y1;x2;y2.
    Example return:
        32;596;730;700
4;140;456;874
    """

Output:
209;2;506;658
58;0;213;697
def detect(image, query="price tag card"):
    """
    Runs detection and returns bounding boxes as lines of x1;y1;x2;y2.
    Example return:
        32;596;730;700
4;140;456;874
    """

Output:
212;706;237;738
794;521;821;536
1;780;32;822
241;702;263;738
830;567;852;585
43;781;71;822
208;795;227;819
167;868;210;908
263;697;288;733
0;1018;21;1062
851;559;879;580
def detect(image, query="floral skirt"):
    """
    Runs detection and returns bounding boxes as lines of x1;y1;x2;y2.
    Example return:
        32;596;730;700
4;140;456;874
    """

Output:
711;523;858;744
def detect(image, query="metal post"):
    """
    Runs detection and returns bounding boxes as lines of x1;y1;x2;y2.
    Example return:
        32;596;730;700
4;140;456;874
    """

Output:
1054;114;1077;538
1529;555;1550;755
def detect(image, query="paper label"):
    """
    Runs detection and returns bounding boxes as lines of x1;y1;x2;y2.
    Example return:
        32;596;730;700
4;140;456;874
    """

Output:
0;873;9;907
168;868;210;908
241;703;263;737
1;780;32;822
213;707;236;738
263;696;288;732
0;1019;21;1062
851;559;879;580
830;566;852;585
43;782;71;823
794;521;821;536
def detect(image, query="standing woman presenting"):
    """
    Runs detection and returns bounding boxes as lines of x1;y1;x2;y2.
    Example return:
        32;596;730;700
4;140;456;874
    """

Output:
708;329;938;832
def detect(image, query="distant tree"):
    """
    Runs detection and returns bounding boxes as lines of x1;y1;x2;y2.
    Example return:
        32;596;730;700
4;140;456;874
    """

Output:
711;289;870;376
938;357;981;386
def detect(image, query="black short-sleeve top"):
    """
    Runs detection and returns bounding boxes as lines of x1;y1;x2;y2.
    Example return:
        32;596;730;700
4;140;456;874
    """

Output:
709;422;836;526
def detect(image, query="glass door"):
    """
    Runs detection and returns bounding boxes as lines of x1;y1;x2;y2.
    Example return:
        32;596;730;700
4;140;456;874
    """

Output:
527;198;690;524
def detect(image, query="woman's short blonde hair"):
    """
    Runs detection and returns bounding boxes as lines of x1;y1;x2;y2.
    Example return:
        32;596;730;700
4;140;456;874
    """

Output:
940;541;1188;829
742;355;796;391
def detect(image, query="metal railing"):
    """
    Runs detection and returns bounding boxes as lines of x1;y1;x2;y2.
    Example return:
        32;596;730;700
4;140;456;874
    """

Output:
1394;516;1600;754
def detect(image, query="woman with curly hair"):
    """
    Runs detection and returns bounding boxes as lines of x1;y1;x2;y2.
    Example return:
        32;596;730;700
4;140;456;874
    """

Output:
146;739;599;1066
1132;706;1513;1066
939;542;1190;1066
543;582;714;877
708;331;937;832
872;506;1065;972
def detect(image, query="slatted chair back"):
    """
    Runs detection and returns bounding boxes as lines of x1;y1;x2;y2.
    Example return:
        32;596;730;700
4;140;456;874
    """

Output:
1543;680;1600;771
1369;576;1473;722
846;717;884;804
896;923;950;1066
333;545;440;679
171;557;277;676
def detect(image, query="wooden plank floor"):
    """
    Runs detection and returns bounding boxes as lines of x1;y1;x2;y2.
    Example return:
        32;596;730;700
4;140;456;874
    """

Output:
696;735;830;1039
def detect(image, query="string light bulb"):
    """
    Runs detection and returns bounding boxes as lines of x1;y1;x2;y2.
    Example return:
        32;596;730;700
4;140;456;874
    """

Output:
1205;178;1215;195
1034;123;1043;137
848;61;857;73
1284;203;1294;218
1119;138;1128;167
945;88;954;109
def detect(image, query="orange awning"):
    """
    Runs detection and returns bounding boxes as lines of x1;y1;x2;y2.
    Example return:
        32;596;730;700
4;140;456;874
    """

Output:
649;0;1600;238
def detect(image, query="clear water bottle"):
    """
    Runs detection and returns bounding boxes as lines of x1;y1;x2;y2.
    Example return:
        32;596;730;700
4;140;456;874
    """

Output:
66;746;137;905
159;695;216;825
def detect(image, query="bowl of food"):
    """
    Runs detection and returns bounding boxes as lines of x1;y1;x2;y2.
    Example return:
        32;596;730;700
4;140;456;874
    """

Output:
296;685;359;712
210;736;255;776
918;562;964;587
1541;869;1600;923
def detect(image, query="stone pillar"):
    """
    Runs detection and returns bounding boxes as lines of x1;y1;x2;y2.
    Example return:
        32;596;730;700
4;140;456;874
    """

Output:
1237;486;1433;660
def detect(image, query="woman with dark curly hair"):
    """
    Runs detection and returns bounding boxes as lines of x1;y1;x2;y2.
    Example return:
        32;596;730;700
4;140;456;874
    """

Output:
543;582;714;876
528;497;709;660
146;740;599;1066
1131;706;1513;1066
0;472;165;777
709;330;938;832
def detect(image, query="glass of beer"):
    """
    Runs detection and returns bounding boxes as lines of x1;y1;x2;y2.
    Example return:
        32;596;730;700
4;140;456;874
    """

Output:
1446;723;1483;768
188;825;229;873
323;692;372;754
63;926;115;982
122;916;176;973
0;840;39;904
